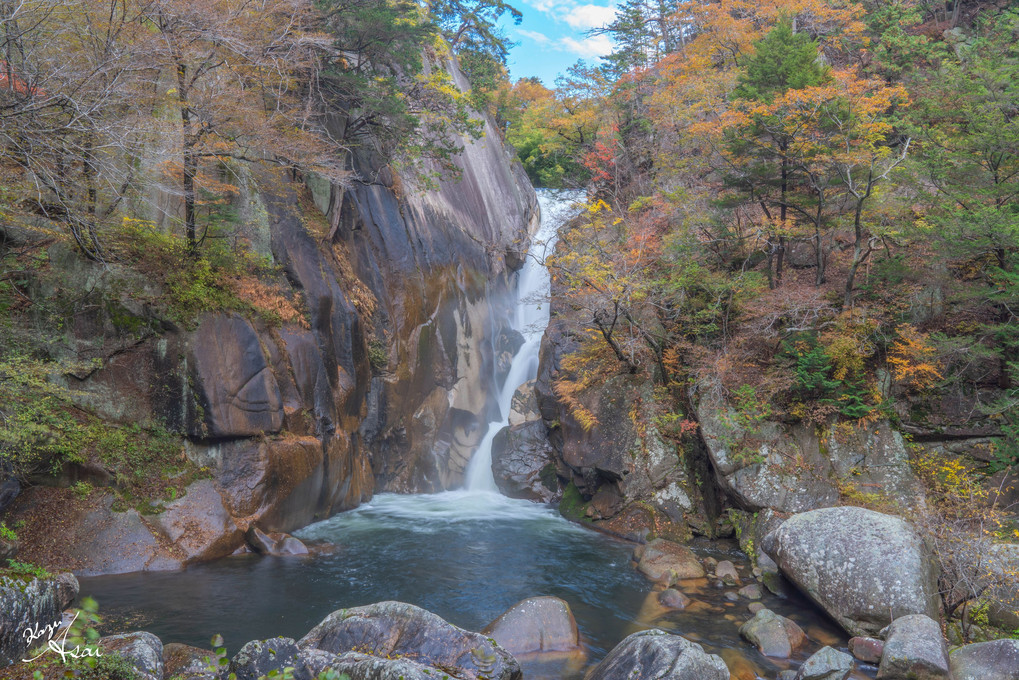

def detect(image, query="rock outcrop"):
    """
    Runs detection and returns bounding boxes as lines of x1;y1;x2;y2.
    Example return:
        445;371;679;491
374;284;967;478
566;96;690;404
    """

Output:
697;381;924;514
1;572;78;667
491;382;560;503
535;297;706;535
2;56;538;575
585;629;729;680
767;506;940;636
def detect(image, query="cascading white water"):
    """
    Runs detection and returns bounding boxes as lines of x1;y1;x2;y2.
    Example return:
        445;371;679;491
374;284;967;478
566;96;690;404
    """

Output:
464;190;581;492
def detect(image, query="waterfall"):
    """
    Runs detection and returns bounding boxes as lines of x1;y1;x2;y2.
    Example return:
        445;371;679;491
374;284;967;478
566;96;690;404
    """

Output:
464;190;580;492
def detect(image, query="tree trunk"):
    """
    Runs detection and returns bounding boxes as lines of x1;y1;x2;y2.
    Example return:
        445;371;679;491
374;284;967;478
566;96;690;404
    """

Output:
176;62;197;253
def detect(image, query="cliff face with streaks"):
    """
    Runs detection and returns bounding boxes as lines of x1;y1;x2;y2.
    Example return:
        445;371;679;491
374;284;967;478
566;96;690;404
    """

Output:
1;78;538;575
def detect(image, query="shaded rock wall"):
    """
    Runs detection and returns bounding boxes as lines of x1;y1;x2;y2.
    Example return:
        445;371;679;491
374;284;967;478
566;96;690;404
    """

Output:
695;381;926;514
532;265;708;539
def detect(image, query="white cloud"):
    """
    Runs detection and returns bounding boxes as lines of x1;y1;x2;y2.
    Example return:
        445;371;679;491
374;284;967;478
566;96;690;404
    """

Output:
563;4;616;30
559;34;614;58
526;0;575;13
517;28;552;44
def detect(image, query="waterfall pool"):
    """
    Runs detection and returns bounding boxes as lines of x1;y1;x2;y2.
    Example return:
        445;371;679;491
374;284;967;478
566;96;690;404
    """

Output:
78;491;861;679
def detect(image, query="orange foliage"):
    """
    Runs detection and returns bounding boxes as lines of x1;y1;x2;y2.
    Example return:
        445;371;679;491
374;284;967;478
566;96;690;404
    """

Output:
888;324;942;391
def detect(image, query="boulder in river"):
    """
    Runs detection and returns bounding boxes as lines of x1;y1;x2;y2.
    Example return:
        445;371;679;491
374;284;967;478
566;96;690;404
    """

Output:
245;526;309;556
877;614;950;680
715;560;741;586
585;629;729;680
633;539;705;585
848;636;884;663
794;646;854;680
658;588;691;610
768;506;939;636
491;419;560;503
738;608;806;659
299;601;521;680
482;596;581;655
949;638;1019;680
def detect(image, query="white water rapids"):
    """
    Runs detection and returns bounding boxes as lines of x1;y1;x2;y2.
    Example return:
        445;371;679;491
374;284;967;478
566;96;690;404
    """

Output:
464;189;581;492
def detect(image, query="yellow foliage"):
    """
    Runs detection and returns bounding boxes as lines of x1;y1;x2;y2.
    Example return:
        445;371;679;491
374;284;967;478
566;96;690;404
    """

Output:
888;324;942;391
552;340;619;431
821;309;878;381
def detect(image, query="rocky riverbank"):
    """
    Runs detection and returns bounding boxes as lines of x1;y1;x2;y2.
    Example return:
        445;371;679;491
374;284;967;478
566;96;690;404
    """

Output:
4;554;1019;680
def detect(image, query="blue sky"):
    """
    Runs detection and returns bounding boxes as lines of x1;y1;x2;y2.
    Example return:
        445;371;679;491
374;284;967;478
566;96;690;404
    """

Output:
501;0;618;85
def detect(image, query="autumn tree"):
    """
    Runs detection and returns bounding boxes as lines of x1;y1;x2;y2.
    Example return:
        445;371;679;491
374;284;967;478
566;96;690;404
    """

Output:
138;0;348;252
0;0;147;260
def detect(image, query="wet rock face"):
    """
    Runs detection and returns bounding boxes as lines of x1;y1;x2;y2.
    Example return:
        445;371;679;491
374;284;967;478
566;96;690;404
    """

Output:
585;629;729;680
768;506;940;636
482;596;581;655
492;382;560;502
187;314;284;439
877;615;950;680
1;573;79;667
949;638;1019;680
300;601;522;680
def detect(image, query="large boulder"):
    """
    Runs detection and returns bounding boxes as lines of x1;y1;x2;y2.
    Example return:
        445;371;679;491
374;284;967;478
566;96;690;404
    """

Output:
738;608;806;659
148;480;244;564
949;639;1019;680
794;646;854;680
585;629;729;680
99;632;164;680
325;651;457;680
491;420;560;503
299;601;521;680
633;539;705;585
1;572;78;667
877;615;950;680
482;596;581;655
768;507;940;636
